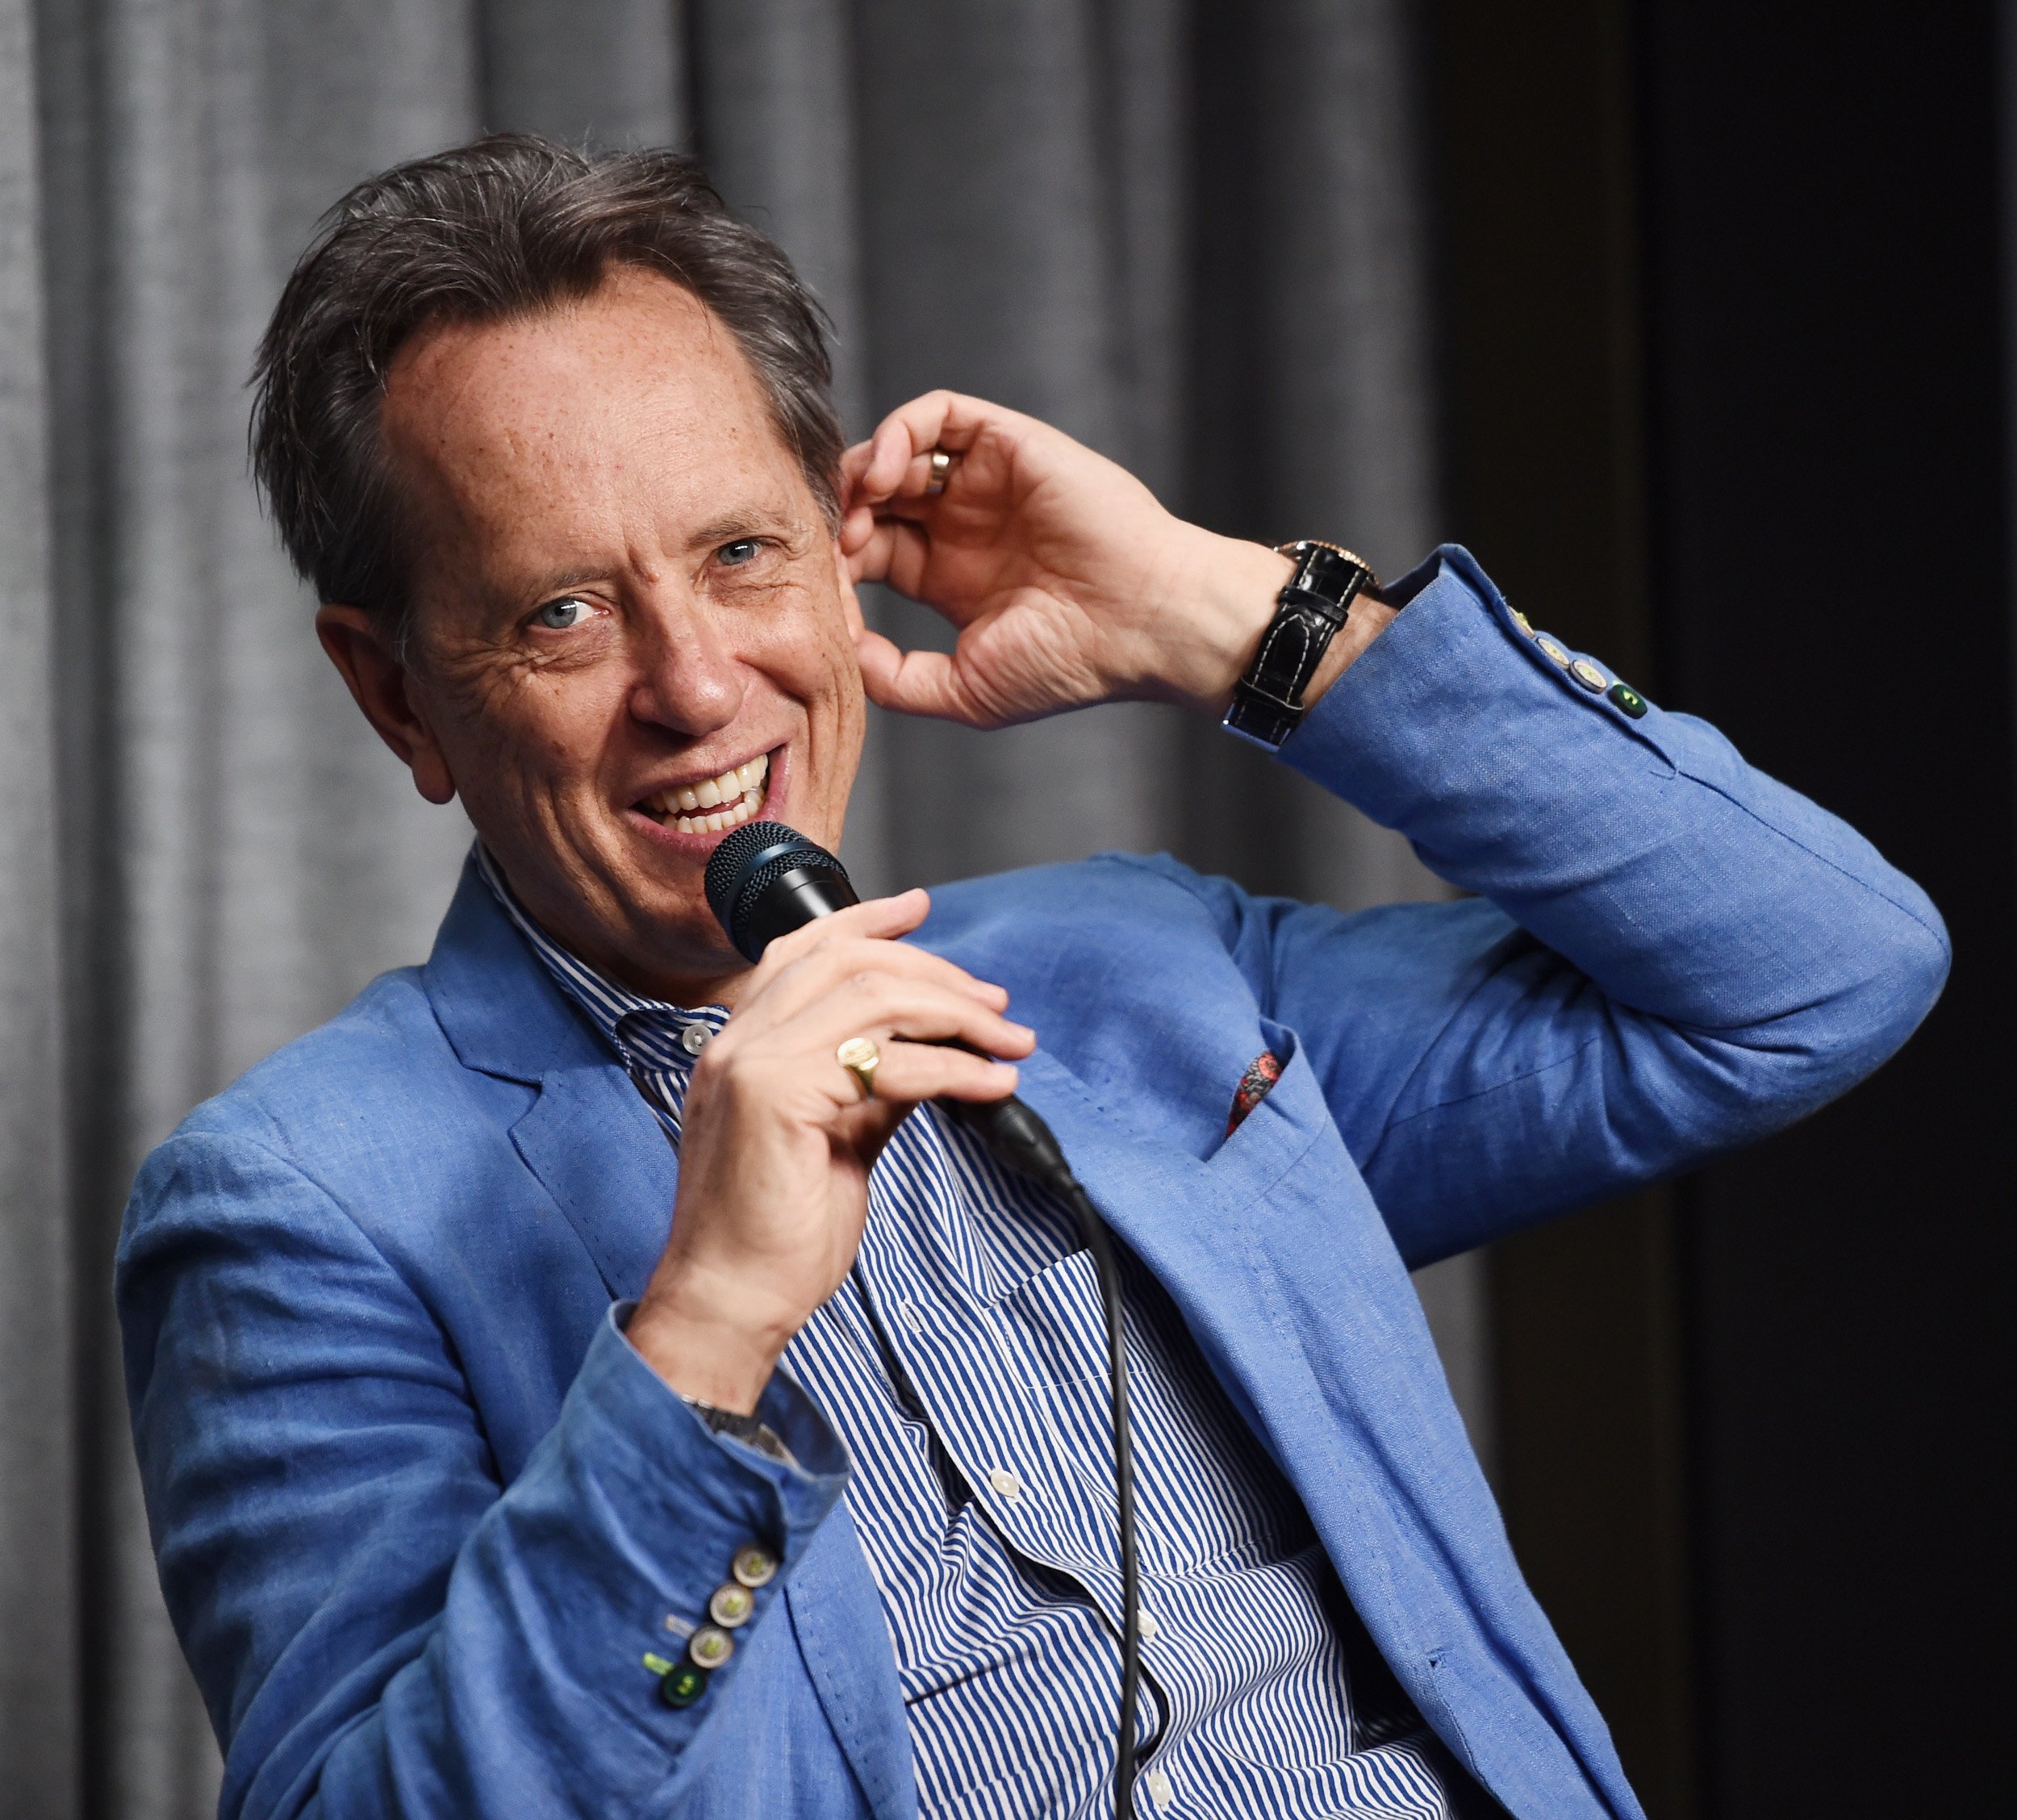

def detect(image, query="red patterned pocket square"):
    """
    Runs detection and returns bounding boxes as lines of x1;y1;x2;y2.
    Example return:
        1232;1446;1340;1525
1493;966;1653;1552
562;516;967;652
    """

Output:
1226;1050;1284;1135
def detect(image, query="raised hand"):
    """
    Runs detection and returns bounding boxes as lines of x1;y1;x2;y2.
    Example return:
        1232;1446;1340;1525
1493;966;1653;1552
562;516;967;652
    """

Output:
839;392;1301;728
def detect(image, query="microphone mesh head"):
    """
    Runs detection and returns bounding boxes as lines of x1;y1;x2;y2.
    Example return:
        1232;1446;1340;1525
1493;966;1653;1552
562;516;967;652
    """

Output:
704;820;850;949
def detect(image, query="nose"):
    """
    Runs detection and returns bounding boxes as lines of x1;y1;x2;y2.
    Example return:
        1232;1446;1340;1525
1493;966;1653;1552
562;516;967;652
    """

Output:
627;587;746;738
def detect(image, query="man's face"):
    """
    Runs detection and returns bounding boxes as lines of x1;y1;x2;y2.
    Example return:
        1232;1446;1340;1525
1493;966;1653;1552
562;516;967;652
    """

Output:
374;267;865;1001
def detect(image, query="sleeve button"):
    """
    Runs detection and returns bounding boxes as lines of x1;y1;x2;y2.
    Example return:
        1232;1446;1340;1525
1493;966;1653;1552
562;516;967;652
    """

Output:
660;1662;708;1708
732;1544;779;1588
1535;634;1572;668
1607;681;1649;718
1569;658;1609;692
688;1625;736;1670
709;1582;756;1628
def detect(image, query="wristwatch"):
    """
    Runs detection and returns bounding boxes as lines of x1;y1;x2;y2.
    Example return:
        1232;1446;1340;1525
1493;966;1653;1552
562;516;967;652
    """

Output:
1221;541;1381;751
681;1393;796;1466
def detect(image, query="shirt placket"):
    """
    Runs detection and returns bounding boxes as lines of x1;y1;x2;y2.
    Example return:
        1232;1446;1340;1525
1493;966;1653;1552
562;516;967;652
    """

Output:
852;1120;1143;1661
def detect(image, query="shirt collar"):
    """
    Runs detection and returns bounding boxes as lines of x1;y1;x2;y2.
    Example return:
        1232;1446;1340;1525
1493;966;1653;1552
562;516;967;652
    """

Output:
473;844;728;1073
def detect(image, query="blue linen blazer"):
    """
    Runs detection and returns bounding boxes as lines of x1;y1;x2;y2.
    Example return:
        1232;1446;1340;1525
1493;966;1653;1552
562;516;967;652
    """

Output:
119;551;1948;1820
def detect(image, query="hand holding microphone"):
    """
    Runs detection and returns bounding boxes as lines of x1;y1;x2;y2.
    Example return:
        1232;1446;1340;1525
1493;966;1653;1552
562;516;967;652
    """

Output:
624;838;1034;1417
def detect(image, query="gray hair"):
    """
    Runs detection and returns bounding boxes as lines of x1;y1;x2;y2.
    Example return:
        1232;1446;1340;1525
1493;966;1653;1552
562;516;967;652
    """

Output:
249;133;843;643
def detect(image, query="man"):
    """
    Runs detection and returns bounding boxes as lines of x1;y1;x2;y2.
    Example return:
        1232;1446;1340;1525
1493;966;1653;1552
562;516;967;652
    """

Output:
119;136;1945;1820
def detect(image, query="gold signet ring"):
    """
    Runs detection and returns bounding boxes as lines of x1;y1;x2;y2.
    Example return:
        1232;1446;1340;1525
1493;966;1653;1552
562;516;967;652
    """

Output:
836;1036;880;1100
925;448;952;495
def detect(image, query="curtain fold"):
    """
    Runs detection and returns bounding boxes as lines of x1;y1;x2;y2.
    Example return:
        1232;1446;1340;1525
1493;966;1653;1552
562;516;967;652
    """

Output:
1;4;1472;1811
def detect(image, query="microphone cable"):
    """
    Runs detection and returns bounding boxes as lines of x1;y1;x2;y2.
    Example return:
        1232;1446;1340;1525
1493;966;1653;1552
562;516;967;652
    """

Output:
706;820;1142;1820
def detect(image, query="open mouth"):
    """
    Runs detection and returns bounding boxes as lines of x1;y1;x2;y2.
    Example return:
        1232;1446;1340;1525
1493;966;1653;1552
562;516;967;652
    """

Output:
637;752;770;835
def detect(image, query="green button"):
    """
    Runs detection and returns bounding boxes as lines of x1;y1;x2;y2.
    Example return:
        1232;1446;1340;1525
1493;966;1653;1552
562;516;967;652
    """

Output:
660;1662;708;1708
1607;681;1648;719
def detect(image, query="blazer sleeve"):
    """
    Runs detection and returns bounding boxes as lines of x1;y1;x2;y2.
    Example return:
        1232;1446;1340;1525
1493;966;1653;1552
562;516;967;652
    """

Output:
1144;545;1949;1267
117;1129;850;1820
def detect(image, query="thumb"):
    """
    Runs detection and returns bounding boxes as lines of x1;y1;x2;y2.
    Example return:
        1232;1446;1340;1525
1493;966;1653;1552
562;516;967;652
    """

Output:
854;625;987;723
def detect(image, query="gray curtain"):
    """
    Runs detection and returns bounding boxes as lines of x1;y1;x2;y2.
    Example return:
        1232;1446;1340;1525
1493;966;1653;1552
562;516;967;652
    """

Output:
0;2;1472;1812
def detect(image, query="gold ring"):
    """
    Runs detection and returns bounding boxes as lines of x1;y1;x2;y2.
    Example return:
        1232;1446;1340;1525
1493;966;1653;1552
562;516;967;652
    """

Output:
925;449;952;495
836;1035;879;1100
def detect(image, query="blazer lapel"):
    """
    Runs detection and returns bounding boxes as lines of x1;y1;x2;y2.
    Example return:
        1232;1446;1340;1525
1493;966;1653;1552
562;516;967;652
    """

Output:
424;855;674;1299
507;1066;674;1299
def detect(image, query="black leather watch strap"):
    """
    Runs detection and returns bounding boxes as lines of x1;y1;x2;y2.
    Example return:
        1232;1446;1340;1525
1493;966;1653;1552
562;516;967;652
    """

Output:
1222;541;1379;751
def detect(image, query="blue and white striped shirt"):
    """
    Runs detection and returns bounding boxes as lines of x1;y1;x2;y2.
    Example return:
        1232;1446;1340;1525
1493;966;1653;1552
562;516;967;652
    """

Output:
479;849;1459;1818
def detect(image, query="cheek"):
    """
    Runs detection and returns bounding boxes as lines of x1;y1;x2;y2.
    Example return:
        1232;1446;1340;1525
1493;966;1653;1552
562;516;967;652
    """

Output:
431;659;624;798
750;590;863;728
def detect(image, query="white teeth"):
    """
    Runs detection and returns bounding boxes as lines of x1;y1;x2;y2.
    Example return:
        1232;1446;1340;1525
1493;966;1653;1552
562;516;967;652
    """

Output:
670;785;761;837
654;752;769;832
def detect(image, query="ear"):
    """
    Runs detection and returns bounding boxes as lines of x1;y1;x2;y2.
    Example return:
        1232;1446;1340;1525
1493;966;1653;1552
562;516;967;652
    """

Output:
834;536;867;641
315;604;457;805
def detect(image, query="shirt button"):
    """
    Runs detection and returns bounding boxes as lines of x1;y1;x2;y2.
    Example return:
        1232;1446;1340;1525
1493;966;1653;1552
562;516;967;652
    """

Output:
900;1299;925;1334
680;1021;712;1056
1136;1607;1159;1640
1146;1767;1176;1812
986;1467;1025;1502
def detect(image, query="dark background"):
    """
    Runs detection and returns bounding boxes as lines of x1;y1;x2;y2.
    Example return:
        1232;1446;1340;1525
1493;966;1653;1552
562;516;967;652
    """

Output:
1432;4;2014;1814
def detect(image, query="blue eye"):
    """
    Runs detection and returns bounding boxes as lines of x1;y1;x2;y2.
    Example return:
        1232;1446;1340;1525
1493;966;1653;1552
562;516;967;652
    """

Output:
533;597;592;630
719;539;762;567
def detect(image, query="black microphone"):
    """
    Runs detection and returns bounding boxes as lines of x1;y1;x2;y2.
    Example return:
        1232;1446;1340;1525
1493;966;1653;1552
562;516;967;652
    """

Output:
703;819;1142;1819
705;821;1087;1190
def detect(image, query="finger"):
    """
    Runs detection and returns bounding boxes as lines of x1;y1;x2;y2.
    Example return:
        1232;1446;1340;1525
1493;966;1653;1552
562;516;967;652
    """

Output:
760;887;930;955
898;447;958;503
850;391;1018;506
737;925;1017;1039
793;971;1038;1062
854;625;992;724
838;501;880;564
746;936;1018;1035
743;890;929;989
841;509;900;585
850;412;932;508
773;952;1026;1046
849;1041;1021;1106
841;516;953;605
